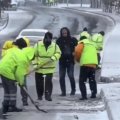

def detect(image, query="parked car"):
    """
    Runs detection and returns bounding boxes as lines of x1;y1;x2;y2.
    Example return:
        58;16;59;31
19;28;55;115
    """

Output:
17;29;48;43
10;0;18;10
18;0;26;6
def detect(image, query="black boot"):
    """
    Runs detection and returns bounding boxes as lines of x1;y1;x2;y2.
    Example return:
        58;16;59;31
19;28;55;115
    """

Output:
0;105;8;119
8;106;22;112
38;96;42;100
70;90;75;96
60;92;66;96
2;105;9;114
23;102;28;106
79;97;87;100
90;94;96;98
23;100;28;106
45;95;52;101
45;92;52;101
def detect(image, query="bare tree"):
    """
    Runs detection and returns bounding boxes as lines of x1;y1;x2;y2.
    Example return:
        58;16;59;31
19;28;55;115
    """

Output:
3;0;11;9
117;0;120;13
114;0;120;13
0;1;1;18
90;0;102;8
102;0;112;12
90;0;97;8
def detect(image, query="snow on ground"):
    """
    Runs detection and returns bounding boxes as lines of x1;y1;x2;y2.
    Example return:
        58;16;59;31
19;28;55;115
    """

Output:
6;111;109;120
52;3;90;8
101;83;120;120
0;83;109;120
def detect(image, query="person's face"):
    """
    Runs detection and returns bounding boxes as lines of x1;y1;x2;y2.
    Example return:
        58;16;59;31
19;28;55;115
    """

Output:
45;36;51;42
44;35;52;45
62;29;68;37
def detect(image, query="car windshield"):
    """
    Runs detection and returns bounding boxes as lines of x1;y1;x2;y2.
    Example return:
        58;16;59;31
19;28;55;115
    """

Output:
21;31;46;36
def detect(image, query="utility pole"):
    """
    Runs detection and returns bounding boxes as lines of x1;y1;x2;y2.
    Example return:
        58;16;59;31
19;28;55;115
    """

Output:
80;0;82;7
67;0;69;7
0;0;1;18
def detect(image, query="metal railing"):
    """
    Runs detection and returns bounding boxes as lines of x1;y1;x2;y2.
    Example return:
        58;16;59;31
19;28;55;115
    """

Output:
0;11;9;31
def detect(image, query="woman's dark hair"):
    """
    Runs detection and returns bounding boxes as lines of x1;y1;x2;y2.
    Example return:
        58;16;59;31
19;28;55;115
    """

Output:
44;32;53;40
60;27;70;37
83;27;88;31
14;38;27;49
99;31;105;36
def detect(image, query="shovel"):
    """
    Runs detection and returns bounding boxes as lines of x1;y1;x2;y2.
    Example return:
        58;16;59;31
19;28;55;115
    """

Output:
21;86;47;113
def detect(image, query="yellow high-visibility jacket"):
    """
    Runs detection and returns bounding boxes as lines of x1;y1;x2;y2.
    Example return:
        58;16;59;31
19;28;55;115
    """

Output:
80;31;91;39
1;40;14;57
0;47;28;85
22;47;35;74
33;41;61;74
91;33;104;53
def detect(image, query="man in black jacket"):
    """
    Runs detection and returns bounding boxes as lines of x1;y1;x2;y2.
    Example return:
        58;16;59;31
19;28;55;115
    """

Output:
56;27;78;96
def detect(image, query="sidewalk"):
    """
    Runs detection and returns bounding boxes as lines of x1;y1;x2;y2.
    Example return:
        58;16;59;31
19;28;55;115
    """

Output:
0;11;9;31
100;83;120;120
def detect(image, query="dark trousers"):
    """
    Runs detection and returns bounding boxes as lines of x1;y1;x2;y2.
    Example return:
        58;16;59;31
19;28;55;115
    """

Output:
20;78;28;104
79;66;97;98
97;53;101;65
59;63;76;94
1;75;17;107
35;72;53;98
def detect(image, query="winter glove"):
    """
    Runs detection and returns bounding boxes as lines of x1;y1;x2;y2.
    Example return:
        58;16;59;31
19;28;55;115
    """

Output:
19;83;25;87
98;47;103;51
16;82;25;87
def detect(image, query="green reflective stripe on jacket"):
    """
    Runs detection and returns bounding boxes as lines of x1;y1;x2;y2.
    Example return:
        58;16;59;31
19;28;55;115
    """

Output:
0;47;27;85
34;41;61;74
80;39;98;66
39;66;55;69
37;56;51;58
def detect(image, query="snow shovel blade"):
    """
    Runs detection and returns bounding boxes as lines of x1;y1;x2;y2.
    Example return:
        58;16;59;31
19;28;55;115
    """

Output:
21;86;47;113
34;104;47;113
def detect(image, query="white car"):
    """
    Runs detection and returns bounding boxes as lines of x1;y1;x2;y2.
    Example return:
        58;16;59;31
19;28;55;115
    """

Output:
10;0;18;10
18;0;26;6
17;29;48;43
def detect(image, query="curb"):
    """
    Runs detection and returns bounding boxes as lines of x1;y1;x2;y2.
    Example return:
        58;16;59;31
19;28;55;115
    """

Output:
65;7;116;26
0;13;9;31
101;76;120;83
100;89;114;120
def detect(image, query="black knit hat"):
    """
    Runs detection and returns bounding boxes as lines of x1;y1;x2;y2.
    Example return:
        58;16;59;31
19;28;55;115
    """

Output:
99;31;105;36
14;38;27;49
80;36;87;41
83;27;88;31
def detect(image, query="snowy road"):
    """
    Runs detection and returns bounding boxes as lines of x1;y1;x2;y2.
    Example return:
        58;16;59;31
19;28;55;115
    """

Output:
0;2;114;42
7;112;108;120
